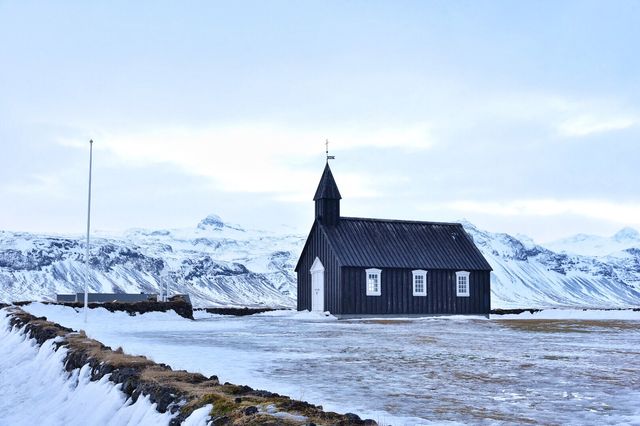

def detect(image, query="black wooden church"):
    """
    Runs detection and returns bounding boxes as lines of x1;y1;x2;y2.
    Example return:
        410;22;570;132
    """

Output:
295;163;492;317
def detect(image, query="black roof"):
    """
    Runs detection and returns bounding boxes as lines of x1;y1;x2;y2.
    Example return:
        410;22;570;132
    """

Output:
313;163;342;200
317;217;492;271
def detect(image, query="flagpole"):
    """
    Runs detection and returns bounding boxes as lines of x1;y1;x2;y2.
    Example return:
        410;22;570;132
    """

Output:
84;139;94;322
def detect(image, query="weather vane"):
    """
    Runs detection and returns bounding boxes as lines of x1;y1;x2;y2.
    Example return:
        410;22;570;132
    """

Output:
325;139;335;162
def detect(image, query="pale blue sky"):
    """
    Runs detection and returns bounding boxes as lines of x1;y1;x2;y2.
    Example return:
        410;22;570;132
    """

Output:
1;1;639;242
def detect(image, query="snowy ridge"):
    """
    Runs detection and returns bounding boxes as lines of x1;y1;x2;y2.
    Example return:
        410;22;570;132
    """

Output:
0;215;304;308
546;227;640;257
1;215;640;308
462;221;640;308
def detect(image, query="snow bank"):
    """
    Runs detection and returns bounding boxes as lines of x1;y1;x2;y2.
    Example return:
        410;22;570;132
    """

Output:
181;405;212;426
0;309;210;426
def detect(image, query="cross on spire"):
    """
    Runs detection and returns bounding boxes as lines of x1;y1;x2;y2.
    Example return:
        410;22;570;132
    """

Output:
325;139;335;162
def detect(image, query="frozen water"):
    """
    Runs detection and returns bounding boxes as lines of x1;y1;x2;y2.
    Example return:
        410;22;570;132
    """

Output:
19;304;640;425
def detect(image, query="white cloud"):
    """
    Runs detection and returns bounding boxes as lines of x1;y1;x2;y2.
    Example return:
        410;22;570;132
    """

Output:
445;199;640;227
57;122;433;201
452;92;638;139
557;115;636;137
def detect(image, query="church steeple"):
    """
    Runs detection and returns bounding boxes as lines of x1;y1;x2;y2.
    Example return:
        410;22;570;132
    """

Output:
314;162;341;226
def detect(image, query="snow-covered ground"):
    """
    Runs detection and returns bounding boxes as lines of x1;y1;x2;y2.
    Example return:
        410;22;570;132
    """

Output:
0;310;210;426
20;303;640;425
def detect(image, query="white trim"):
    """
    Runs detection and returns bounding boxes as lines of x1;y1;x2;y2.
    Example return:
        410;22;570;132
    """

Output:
310;257;325;311
365;268;382;296
412;270;427;296
310;257;325;273
456;271;470;297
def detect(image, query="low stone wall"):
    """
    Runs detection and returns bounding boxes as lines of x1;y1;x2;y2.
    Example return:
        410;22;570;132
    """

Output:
55;297;194;320
10;296;193;319
490;308;543;315
491;307;640;315
203;307;279;316
4;307;375;426
61;301;193;320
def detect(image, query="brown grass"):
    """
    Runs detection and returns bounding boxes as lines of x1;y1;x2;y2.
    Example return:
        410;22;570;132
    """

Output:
66;333;155;368
140;366;217;395
10;309;71;339
495;319;640;333
180;392;239;418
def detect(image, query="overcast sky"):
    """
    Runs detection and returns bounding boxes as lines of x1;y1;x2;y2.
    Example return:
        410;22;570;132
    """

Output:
1;1;639;243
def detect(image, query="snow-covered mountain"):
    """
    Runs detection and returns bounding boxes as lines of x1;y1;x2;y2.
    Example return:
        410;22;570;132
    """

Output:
1;215;639;309
461;222;640;308
546;227;640;257
0;214;304;307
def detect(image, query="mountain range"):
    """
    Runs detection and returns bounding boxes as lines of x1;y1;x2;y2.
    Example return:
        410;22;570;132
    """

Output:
1;214;639;309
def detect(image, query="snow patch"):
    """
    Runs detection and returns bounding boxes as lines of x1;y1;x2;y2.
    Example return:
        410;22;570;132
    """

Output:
181;405;212;426
0;311;174;425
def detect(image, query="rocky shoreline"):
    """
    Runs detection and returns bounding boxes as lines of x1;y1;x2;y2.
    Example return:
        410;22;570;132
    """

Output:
3;306;375;426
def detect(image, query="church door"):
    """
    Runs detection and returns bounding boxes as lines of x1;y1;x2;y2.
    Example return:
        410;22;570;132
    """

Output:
310;257;325;312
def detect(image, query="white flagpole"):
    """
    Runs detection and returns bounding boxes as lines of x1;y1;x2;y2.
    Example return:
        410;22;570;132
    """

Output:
84;139;94;322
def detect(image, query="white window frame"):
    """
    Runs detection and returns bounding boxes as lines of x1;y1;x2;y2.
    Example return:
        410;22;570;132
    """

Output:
366;268;382;296
412;270;427;296
456;271;470;297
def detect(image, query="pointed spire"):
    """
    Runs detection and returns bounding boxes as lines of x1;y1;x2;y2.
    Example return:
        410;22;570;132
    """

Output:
313;162;342;201
313;163;341;226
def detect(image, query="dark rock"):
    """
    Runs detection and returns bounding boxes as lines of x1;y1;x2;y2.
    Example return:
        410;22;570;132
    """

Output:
234;397;242;403
345;413;362;422
252;389;278;398
232;385;253;395
211;415;231;425
491;308;543;315
243;406;258;416
204;307;277;316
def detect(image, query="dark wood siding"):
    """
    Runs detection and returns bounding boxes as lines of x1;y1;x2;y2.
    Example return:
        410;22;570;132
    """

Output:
341;267;490;315
315;199;340;227
296;224;342;314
